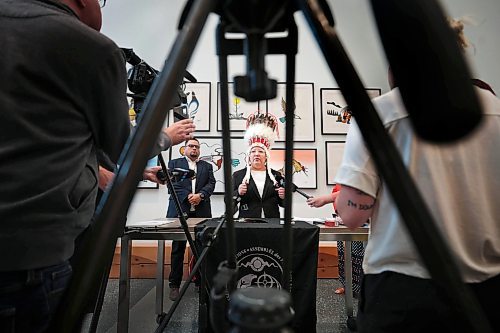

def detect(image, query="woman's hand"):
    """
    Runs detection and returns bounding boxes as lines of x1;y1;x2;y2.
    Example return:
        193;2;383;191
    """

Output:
238;182;248;196
277;187;285;199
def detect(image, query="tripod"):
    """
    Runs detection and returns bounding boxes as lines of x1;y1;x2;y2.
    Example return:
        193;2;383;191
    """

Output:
50;0;492;332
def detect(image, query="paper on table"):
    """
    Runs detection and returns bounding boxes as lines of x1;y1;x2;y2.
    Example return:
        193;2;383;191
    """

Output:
292;217;326;225
126;218;177;228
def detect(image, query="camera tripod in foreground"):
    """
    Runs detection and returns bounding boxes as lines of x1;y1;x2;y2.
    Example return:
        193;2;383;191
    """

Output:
50;0;492;332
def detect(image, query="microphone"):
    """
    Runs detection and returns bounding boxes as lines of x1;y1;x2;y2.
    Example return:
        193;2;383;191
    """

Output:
121;48;197;83
121;48;142;66
184;70;197;83
156;168;196;182
370;0;482;142
278;179;312;199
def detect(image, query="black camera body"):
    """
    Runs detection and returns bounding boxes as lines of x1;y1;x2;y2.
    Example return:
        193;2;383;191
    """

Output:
122;48;190;115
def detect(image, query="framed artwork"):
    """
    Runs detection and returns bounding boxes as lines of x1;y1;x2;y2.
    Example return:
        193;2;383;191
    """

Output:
320;88;381;134
169;136;248;194
167;82;211;132
268;148;317;189
137;156;160;189
265;83;315;142
217;82;262;132
325;141;345;185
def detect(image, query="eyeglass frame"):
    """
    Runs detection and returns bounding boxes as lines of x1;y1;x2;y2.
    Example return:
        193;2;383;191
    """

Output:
98;0;106;8
186;144;200;149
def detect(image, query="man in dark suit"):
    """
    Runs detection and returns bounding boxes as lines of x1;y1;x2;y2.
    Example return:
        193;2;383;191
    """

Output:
166;138;216;300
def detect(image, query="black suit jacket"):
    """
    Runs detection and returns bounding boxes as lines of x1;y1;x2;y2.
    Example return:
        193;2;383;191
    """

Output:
166;157;216;218
232;168;284;218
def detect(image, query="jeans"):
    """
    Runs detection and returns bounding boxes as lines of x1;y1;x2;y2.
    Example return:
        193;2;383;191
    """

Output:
0;261;73;333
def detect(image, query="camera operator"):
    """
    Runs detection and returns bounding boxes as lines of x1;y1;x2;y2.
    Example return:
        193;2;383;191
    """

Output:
0;1;194;332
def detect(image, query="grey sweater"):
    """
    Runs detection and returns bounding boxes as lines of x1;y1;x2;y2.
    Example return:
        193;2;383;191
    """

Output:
0;0;130;270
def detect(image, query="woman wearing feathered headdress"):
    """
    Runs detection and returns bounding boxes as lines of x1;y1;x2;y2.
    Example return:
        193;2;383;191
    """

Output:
232;111;286;218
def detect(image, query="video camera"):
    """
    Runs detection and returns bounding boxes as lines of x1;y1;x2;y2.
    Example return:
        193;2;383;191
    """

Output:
121;48;196;118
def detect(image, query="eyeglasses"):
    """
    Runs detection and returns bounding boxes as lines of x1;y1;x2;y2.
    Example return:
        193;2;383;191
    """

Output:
187;144;200;149
98;0;106;8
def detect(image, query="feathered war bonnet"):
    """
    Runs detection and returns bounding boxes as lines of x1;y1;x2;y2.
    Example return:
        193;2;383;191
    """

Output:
242;111;280;185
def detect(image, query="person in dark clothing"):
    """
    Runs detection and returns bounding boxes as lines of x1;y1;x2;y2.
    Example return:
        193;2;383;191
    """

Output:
0;1;194;331
166;138;216;300
232;112;285;218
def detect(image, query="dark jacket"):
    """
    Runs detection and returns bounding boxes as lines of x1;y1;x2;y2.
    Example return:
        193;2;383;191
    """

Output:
232;168;285;218
166;158;216;218
0;0;130;270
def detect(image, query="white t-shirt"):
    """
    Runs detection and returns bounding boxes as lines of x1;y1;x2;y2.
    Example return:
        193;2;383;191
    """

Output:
335;87;500;283
251;170;267;218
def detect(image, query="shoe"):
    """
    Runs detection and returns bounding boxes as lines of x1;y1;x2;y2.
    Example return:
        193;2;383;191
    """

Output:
335;287;345;295
169;287;180;301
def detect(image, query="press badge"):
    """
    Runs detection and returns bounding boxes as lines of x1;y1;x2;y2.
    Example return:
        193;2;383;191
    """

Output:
241;204;249;211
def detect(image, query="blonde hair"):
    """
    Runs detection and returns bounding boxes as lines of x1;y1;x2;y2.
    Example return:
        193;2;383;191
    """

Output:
447;17;470;51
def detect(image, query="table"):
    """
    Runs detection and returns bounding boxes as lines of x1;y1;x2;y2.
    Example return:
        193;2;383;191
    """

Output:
117;218;369;332
118;218;204;333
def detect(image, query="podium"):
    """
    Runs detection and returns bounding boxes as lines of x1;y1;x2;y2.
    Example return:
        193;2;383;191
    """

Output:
195;218;319;333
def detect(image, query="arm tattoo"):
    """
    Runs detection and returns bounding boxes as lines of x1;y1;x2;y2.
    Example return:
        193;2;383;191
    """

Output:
347;199;375;211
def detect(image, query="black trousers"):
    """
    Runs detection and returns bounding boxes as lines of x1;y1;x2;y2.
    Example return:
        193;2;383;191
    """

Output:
357;271;500;333
169;211;201;288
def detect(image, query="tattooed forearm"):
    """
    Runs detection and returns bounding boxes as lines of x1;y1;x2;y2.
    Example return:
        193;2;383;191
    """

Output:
347;199;375;210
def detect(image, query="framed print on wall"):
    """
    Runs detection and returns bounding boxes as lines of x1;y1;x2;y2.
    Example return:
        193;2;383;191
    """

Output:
217;82;262;132
320;88;381;134
137;156;160;189
266;83;315;142
268;148;317;189
325;141;345;185
167;82;211;132
169;136;249;194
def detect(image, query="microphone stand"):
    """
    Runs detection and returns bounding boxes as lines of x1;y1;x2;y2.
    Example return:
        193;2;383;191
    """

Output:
157;153;199;259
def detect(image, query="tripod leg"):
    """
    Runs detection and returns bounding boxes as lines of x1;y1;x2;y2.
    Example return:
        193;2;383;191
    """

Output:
216;22;238;279
117;235;131;333
88;265;112;333
155;240;165;316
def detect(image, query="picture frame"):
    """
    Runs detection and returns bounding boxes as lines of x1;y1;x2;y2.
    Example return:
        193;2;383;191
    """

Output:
266;82;315;142
268;148;317;189
320;88;381;134
167;82;211;132
137;156;160;189
169;136;248;194
325;141;345;185
217;82;262;132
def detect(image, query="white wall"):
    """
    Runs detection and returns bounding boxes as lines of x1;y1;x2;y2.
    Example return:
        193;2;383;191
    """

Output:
100;0;500;223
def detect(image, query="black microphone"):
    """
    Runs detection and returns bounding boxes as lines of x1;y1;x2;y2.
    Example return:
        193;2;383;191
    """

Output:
184;70;197;83
120;48;142;66
278;179;312;199
370;0;482;142
121;47;196;83
156;168;195;182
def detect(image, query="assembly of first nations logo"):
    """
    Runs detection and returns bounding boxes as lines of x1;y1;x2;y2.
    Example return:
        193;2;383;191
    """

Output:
236;246;283;290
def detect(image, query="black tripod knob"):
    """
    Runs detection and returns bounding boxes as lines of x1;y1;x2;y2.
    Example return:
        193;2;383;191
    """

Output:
228;287;294;333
